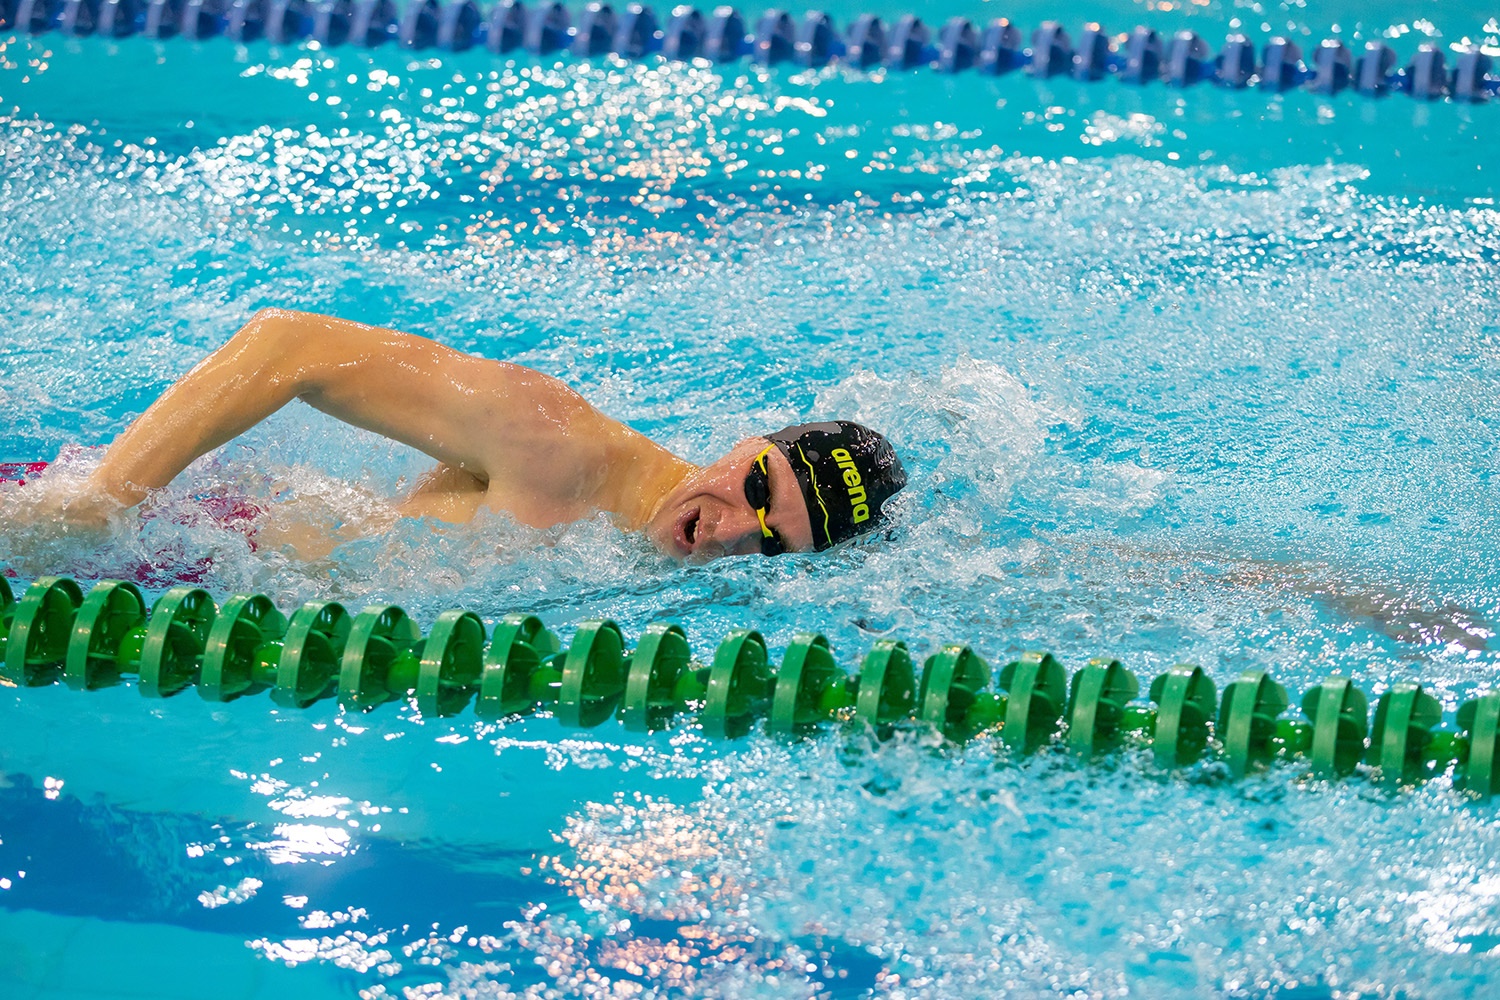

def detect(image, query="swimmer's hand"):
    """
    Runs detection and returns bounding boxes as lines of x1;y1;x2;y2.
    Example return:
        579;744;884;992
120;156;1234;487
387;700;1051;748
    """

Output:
58;491;125;532
1;484;123;541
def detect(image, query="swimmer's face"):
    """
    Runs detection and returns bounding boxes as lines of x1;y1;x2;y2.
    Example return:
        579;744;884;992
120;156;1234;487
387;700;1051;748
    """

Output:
646;437;815;561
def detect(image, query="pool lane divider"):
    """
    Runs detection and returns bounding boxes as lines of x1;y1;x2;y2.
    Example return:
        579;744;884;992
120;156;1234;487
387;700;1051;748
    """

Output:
1;0;1495;104
3;571;1498;798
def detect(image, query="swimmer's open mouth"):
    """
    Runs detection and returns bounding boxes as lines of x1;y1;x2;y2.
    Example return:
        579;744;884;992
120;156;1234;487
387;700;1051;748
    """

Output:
670;505;701;558
670;505;704;559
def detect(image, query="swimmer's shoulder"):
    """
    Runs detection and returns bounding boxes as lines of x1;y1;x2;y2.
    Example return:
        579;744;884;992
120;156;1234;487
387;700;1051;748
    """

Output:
475;361;651;463
467;363;676;524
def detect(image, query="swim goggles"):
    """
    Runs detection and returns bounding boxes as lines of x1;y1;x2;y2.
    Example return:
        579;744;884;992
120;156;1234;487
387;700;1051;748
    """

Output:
744;444;786;557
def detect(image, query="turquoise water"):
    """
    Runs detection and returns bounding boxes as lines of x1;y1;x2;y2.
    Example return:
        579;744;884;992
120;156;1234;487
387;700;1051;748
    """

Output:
2;2;1500;996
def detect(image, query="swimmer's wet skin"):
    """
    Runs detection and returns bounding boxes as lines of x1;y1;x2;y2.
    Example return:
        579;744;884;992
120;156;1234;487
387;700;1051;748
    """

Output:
72;309;906;560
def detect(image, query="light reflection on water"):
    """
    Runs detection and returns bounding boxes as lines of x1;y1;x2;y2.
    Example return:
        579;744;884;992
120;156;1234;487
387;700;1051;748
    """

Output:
0;20;1499;1000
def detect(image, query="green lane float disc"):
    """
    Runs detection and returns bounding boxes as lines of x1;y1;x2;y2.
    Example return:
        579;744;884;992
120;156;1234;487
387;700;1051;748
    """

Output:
672;665;711;704
1218;670;1289;778
510;614;559;659
1302;675;1369;778
1121;705;1156;735
769;633;846;735
620;622;691;732
478;647;538;716
0;575;9;677
3;576;84;687
557;620;627;728
339;605;422;712
492;614;562;715
854;639;917;728
1369;683;1443;788
274;601;350;709
476;612;555;719
65;581;147;691
702;630;773;739
416;610;487;718
0;573;15;645
1274;720;1314;759
1065;657;1139;757
968;691;1007;732
917;644;992;742
200;594;287;702
528;653;564;706
1456;692;1500;798
1148;665;1217;768
1424;730;1463;770
672;664;710;705
138;587;217;698
998;651;1068;753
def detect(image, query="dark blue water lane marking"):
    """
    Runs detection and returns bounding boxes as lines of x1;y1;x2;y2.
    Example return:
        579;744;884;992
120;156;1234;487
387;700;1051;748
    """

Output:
0;771;887;993
0;772;560;935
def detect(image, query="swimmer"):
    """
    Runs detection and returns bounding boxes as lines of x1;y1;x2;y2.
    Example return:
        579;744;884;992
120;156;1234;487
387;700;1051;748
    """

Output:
57;309;907;561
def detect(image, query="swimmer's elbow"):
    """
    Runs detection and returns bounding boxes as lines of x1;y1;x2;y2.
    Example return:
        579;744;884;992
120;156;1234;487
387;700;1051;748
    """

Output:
234;308;443;407
228;308;330;397
248;305;299;326
238;307;305;351
244;307;332;349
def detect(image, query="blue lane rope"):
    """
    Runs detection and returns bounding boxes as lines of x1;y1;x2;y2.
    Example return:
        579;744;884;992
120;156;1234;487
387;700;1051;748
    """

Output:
2;1;1496;104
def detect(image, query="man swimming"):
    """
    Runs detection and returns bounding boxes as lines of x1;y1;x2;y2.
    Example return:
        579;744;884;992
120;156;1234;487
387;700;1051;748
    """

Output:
61;309;907;560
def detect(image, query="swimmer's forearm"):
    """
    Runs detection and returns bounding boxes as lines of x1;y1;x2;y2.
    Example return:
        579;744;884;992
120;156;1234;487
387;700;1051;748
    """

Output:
87;309;310;504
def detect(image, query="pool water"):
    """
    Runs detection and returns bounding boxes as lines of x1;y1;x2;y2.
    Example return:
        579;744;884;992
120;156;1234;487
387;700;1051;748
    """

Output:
2;1;1499;996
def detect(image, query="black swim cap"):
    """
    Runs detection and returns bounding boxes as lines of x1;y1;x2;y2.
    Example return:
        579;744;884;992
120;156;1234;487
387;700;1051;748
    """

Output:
766;420;907;551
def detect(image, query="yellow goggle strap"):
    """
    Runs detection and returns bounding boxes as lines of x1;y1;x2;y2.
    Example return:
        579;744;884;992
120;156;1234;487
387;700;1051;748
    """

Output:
753;445;776;538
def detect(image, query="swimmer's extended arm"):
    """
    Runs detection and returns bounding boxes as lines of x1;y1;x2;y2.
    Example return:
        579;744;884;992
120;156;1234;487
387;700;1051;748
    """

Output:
83;308;610;509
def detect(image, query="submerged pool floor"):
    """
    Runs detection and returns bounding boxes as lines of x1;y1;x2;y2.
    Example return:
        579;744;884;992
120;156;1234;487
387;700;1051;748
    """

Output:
2;3;1500;997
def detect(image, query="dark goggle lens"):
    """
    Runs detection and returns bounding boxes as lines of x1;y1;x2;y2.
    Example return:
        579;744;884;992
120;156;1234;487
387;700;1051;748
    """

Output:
744;461;770;508
747;452;784;557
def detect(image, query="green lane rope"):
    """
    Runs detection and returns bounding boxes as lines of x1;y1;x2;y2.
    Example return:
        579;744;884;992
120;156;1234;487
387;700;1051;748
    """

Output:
2;571;1498;800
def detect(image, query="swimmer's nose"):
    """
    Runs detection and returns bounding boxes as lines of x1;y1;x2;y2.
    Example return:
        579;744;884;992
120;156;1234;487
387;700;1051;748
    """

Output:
710;504;765;557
